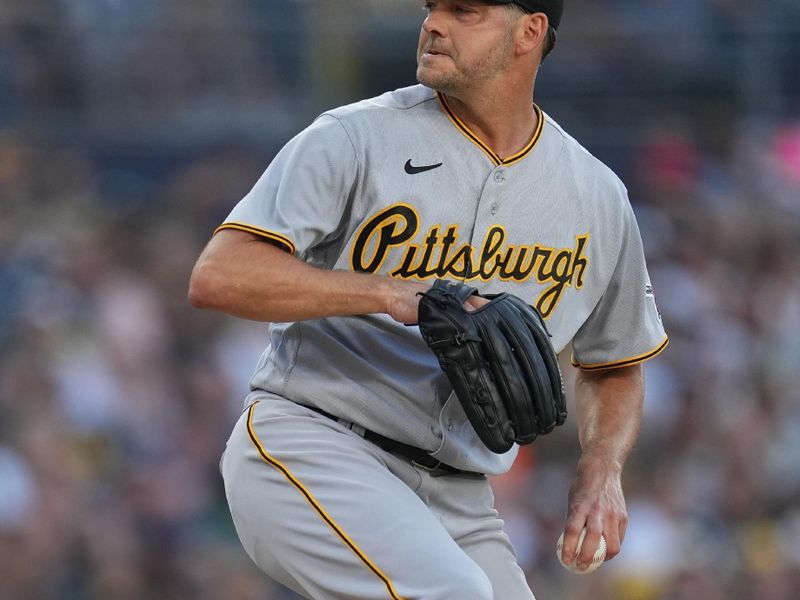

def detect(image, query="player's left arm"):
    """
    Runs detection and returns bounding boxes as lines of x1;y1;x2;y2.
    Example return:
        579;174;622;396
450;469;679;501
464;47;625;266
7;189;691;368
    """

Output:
560;363;643;570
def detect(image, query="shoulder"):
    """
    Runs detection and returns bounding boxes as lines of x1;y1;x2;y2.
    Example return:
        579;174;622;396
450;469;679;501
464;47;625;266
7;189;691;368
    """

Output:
299;85;441;156
325;84;438;119
316;85;440;136
275;86;438;175
542;112;629;203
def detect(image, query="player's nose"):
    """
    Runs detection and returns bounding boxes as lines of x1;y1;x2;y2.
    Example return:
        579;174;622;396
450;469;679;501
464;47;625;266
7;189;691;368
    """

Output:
421;8;448;37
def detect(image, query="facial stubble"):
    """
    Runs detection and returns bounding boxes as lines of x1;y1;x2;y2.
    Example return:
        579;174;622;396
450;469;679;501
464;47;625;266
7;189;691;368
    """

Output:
416;28;516;95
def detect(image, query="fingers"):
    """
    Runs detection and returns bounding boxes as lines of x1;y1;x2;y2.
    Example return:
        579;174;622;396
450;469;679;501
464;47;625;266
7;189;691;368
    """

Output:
560;513;586;566
561;519;615;572
619;512;629;546
605;512;627;560
577;515;603;570
463;294;490;312
561;488;628;571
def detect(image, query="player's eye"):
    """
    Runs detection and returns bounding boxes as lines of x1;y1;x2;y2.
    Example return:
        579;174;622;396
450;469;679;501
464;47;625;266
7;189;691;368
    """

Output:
422;1;479;20
453;3;481;20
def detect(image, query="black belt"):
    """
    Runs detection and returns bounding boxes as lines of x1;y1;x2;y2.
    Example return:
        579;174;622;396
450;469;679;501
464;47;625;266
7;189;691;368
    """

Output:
303;405;481;477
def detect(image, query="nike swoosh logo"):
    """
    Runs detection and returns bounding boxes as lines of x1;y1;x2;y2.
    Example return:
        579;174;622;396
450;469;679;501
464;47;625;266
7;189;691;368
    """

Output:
404;159;443;175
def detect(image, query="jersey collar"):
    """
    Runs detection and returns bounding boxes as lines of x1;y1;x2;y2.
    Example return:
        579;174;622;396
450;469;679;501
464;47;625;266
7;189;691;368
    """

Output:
436;92;544;167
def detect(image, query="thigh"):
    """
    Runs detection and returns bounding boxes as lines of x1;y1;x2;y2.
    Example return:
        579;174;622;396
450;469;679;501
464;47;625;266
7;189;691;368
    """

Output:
222;398;493;600
423;473;536;600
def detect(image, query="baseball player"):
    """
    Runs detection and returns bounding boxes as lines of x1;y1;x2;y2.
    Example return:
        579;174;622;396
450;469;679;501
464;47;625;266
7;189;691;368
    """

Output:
189;1;667;598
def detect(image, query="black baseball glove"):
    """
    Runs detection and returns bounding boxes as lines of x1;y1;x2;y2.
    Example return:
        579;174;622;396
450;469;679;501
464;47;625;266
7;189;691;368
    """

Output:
418;279;567;453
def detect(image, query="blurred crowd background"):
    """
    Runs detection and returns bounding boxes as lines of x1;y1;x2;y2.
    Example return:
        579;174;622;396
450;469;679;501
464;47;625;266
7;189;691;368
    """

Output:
2;1;800;599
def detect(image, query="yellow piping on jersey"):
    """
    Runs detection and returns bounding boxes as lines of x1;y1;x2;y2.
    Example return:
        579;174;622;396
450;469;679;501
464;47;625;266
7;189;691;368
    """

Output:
245;402;407;600
437;93;544;166
571;336;669;371
214;222;296;255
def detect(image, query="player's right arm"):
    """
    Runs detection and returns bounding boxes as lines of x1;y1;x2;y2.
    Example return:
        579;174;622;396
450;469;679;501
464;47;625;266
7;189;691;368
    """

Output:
188;228;428;324
189;112;490;324
187;113;427;325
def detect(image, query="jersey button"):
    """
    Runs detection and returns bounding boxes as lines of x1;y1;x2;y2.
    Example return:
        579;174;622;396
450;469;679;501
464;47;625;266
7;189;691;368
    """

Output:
493;171;505;183
490;203;499;215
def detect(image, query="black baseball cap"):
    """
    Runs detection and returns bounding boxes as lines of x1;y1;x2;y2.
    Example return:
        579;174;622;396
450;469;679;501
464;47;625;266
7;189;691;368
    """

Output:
484;1;564;30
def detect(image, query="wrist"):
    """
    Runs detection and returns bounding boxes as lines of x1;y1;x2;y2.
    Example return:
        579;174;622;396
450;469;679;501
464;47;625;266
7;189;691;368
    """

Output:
577;451;623;478
378;276;411;313
376;276;429;324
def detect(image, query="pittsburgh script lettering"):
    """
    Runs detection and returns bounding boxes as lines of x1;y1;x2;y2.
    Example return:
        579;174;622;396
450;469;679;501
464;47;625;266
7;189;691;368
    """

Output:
351;203;589;317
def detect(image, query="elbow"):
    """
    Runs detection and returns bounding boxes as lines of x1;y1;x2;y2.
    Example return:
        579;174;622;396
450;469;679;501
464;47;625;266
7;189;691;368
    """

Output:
188;262;222;310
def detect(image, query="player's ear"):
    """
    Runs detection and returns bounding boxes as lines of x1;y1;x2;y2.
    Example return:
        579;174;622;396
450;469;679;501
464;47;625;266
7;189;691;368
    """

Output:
515;13;548;58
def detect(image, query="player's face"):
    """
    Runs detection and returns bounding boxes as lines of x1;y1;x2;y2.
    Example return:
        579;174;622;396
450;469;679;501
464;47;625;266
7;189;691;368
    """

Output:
416;1;517;94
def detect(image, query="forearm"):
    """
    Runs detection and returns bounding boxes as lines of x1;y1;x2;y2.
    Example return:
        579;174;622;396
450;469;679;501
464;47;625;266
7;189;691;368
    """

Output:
574;364;644;472
189;230;425;322
558;363;643;566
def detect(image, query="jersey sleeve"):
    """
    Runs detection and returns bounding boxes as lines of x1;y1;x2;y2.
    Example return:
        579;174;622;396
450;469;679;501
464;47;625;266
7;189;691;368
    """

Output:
215;115;358;257
570;196;668;371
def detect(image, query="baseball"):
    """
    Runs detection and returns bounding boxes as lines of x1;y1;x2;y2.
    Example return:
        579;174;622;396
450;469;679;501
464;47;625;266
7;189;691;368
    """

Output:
556;529;607;574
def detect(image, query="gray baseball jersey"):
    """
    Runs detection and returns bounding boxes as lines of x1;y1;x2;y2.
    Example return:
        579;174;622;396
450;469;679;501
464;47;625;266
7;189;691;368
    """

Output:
218;84;667;476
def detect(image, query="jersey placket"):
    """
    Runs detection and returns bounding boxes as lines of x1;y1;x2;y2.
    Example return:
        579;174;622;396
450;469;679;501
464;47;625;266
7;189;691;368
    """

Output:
470;166;510;283
436;92;543;283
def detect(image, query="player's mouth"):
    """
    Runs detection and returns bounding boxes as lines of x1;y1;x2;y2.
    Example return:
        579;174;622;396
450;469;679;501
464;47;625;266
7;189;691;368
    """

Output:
420;49;450;61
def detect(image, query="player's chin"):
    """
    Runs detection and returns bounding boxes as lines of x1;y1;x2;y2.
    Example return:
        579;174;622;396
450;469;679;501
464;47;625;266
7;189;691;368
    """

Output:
416;66;434;87
416;67;452;92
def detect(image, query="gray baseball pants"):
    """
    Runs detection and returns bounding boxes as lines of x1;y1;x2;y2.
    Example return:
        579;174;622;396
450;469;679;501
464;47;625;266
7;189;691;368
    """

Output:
221;395;535;600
